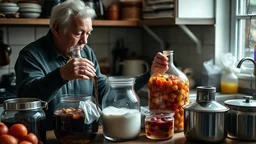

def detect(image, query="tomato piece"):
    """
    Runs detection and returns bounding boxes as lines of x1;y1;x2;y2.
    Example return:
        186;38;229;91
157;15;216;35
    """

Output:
0;122;8;136
0;134;18;144
9;124;28;139
20;133;38;144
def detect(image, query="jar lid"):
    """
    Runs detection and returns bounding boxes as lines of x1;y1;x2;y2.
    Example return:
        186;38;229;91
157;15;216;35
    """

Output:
145;110;174;118
108;76;135;85
224;96;256;112
61;95;93;103
3;98;48;111
183;86;229;112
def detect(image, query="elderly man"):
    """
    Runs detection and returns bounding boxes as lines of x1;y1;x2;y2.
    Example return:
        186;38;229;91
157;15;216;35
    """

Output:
15;0;168;130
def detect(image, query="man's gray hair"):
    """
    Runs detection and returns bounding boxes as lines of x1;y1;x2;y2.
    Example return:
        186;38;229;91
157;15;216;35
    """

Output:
49;0;96;34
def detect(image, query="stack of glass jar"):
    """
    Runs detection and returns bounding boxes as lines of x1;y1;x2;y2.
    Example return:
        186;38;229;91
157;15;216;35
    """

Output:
148;50;189;132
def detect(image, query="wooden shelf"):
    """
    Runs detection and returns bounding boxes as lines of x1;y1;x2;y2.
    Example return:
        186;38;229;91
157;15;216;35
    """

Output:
0;18;50;25
140;18;215;26
92;20;140;27
0;18;215;26
0;18;140;26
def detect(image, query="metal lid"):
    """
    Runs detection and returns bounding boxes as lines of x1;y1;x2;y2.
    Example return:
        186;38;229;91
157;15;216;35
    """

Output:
61;95;94;103
224;96;256;112
108;76;135;85
183;86;229;112
3;98;48;111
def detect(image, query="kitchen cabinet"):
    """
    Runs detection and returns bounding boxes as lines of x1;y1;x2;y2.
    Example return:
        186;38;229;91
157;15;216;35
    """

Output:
0;0;215;26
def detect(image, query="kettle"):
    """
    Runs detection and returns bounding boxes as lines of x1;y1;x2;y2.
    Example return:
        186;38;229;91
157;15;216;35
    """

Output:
118;59;149;76
0;30;11;66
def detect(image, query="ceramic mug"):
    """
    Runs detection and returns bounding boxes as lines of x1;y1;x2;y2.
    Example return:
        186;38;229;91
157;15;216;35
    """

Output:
119;60;149;76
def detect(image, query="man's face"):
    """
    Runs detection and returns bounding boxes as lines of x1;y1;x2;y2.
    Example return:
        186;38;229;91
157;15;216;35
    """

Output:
57;15;93;56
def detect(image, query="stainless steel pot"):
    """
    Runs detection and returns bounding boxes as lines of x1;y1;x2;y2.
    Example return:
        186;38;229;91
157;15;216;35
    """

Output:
183;86;229;143
224;96;256;141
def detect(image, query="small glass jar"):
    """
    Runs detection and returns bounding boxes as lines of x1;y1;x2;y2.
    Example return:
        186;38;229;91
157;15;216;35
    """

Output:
221;67;238;94
1;98;47;144
148;50;189;132
102;76;141;141
145;111;174;140
53;95;99;144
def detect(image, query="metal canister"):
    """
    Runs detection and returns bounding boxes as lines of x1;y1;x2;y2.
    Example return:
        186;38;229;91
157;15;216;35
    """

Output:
183;86;229;143
224;96;256;141
0;98;48;144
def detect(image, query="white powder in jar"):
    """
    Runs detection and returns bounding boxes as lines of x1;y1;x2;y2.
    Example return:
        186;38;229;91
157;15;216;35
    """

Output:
102;106;141;140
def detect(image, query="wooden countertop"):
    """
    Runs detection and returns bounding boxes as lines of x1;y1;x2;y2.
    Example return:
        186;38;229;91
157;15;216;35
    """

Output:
46;126;256;144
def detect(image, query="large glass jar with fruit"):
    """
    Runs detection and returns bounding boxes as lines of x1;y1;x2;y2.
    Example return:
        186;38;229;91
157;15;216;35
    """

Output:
1;98;47;144
102;76;141;141
148;50;189;132
53;95;100;144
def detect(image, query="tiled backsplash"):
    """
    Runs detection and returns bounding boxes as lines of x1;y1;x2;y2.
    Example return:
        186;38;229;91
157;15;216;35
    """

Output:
0;25;215;85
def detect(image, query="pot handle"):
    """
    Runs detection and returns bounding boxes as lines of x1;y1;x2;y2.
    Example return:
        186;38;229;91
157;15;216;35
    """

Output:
244;96;253;103
41;100;48;110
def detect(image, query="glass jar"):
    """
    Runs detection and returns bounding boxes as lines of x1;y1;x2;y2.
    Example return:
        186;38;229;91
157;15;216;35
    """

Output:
53;95;99;144
1;98;47;144
145;111;174;140
69;45;82;58
102;76;141;141
148;50;189;132
221;67;238;94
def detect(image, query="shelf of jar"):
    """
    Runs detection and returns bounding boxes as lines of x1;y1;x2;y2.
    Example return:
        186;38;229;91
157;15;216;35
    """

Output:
0;18;139;26
141;18;215;26
0;18;215;26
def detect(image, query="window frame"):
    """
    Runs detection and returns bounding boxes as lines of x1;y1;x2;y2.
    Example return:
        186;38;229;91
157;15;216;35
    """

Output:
230;0;255;75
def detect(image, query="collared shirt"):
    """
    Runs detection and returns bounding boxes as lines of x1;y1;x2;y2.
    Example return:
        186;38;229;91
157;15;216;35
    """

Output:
15;30;151;130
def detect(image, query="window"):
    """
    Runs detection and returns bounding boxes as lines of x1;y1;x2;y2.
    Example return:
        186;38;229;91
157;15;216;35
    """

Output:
231;0;256;75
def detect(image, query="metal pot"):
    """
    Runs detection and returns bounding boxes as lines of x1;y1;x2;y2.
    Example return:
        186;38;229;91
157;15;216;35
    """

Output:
183;86;229;143
224;96;256;141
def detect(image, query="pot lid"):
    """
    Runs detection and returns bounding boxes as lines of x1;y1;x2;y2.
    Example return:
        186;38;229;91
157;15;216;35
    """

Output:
3;98;48;111
183;86;229;112
183;101;229;112
224;96;256;112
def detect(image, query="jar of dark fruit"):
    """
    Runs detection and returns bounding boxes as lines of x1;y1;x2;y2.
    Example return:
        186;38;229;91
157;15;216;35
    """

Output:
145;111;174;140
1;98;48;144
53;95;99;144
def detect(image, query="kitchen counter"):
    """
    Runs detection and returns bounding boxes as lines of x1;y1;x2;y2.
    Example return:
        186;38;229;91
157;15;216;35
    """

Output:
46;126;256;144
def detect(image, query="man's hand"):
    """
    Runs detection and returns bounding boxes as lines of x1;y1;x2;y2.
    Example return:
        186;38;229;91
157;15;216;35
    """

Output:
150;52;169;75
59;58;96;81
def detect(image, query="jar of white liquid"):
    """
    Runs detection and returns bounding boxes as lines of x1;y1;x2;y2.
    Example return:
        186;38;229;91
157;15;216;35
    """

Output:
102;76;141;141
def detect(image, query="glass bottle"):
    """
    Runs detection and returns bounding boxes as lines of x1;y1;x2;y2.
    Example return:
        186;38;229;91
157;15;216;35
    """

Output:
148;50;189;132
102;76;141;141
220;67;238;94
69;45;82;58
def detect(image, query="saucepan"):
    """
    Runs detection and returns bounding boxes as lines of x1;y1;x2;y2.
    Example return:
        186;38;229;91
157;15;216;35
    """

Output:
224;96;256;141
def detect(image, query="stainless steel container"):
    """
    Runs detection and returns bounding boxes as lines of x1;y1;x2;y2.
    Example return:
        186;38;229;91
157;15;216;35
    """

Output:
224;96;256;141
183;86;229;143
